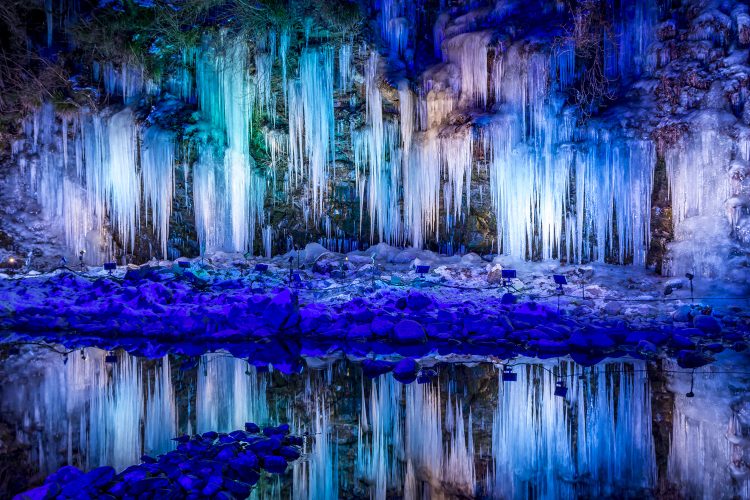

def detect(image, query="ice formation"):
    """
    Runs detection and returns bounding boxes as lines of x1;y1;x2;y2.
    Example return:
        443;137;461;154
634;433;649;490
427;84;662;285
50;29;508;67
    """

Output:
7;0;750;281
490;361;656;498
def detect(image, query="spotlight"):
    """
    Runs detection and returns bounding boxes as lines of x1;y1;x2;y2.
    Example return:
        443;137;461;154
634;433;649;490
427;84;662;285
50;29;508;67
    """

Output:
554;380;568;398
78;250;86;271
178;260;191;269
553;275;567;312
80;349;86;361
501;366;517;382
105;352;118;364
104;262;116;275
686;391;695;398
415;265;430;276
501;269;517;290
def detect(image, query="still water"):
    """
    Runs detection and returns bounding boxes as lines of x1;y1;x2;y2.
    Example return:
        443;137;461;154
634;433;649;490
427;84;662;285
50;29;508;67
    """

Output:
1;344;749;499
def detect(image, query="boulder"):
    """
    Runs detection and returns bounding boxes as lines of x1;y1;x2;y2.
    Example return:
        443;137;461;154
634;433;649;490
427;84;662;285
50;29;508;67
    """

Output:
693;314;722;335
393;319;427;343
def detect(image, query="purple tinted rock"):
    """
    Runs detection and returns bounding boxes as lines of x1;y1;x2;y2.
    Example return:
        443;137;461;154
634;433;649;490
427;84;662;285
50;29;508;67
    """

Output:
393;357;417;376
393;319;427;343
676;350;714;369
370;317;394;336
262;455;288;473
361;359;395;378
406;292;433;311
279;446;301;461
177;474;205;491
693;315;722;335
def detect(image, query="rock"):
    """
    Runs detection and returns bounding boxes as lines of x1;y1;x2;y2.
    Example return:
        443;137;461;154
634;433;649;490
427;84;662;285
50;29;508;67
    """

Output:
361;359;395;378
693;314;722;335
672;305;693;323
603;302;622;315
676;350;714;369
406;292;433;311
261;455;288;474
393;357;417;375
368;317;393;337
636;340;658;355
393;319;427;343
670;335;695;350
501;293;517;305
393;358;418;383
262;289;297;329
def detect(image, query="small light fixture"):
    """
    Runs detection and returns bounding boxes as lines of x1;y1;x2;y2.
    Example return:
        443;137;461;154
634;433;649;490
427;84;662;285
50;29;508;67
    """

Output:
104;262;116;275
415;265;430;276
501;269;517;288
685;273;695;303
178;260;191;269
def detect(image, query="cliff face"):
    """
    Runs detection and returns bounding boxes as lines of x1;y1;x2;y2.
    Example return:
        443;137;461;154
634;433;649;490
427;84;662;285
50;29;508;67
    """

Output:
0;0;748;280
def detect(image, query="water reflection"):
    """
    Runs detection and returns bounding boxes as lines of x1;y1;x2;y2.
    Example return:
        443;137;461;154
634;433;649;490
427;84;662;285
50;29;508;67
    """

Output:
1;345;749;499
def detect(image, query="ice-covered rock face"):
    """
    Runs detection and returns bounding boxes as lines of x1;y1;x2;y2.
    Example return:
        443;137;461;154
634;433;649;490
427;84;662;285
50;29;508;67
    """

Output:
2;0;750;281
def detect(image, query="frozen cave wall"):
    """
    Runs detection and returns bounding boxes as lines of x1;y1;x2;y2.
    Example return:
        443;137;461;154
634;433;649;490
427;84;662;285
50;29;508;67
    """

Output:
0;0;749;278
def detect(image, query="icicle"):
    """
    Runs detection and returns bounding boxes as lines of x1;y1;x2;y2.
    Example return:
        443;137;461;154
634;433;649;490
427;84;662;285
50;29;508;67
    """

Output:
490;361;656;498
263;226;273;258
287;47;335;220
105;108;140;253
141;126;175;258
665;111;735;276
196;354;269;433
144;357;176;457
280;28;291;102
442;31;493;107
338;42;353;91
195;34;265;252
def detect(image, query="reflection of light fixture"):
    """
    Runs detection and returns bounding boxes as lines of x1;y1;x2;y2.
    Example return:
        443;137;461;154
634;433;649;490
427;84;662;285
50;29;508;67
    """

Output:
554;380;567;398
502;366;517;382
686;371;695;398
